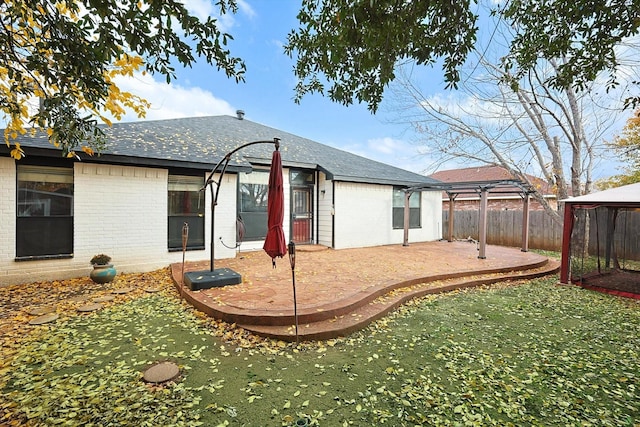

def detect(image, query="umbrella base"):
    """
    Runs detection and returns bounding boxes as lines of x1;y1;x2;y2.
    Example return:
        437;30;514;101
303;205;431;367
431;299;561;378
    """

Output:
184;268;242;290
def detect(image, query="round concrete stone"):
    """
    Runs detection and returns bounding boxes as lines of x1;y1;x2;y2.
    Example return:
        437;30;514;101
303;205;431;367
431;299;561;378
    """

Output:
29;313;58;325
145;287;161;293
77;303;103;312
68;295;89;303
143;361;180;384
27;306;56;316
112;287;135;295
93;295;115;303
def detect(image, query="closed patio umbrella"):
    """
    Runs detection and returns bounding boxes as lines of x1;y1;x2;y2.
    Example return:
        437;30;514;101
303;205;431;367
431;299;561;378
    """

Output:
263;145;287;266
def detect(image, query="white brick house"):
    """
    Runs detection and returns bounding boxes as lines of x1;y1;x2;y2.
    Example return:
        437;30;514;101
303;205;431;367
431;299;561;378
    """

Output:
0;114;442;286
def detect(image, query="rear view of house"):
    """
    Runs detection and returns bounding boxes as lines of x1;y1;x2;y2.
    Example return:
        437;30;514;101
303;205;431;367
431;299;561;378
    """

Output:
1;114;442;285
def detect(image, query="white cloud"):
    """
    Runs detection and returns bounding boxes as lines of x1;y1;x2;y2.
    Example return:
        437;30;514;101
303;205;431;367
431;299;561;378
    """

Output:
367;136;400;155
111;73;236;122
335;136;431;174
180;0;255;31
236;0;256;19
181;0;217;21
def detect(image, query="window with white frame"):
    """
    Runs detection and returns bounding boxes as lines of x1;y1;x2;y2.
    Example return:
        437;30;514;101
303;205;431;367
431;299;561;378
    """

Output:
392;187;421;229
238;170;269;240
16;165;74;258
168;174;205;250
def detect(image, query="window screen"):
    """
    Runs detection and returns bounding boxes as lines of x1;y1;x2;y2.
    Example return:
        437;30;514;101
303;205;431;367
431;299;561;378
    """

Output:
168;175;205;250
393;187;421;229
16;165;74;258
238;170;269;240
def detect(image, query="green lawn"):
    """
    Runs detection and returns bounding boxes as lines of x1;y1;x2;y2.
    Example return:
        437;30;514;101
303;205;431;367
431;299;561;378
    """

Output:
2;276;639;426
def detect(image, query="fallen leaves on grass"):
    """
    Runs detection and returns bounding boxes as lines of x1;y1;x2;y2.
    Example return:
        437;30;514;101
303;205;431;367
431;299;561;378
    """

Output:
1;293;215;426
2;270;639;426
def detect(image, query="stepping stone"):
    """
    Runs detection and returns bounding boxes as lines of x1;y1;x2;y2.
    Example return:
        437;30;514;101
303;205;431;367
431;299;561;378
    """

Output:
29;313;59;325
68;295;89;303
142;361;180;384
27;306;56;316
112;287;135;295
145;288;161;293
93;295;115;303
77;303;103;312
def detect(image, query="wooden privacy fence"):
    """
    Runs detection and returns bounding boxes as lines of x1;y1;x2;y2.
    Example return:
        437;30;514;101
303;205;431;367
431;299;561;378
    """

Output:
443;210;563;251
587;208;640;262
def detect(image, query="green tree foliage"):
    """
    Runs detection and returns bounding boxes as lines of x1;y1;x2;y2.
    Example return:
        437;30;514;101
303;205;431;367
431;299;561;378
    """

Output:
502;0;640;108
285;0;478;112
286;0;640;112
599;109;640;188
1;0;245;159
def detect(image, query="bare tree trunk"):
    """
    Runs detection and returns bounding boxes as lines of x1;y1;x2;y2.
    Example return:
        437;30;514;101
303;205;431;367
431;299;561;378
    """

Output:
386;51;620;227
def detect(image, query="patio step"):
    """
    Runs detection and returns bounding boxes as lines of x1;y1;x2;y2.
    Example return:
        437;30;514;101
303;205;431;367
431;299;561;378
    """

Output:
238;259;560;341
178;257;551;328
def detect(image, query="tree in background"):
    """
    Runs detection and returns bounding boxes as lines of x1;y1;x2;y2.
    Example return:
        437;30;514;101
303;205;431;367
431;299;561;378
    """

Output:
286;0;640;112
383;26;630;224
286;0;639;213
1;0;245;159
501;0;640;110
286;0;477;112
390;60;612;224
598;109;640;188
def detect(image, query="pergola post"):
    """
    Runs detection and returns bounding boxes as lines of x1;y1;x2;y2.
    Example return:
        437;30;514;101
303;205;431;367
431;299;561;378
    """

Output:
521;194;530;252
478;188;488;259
401;179;533;259
403;190;411;246
447;193;455;242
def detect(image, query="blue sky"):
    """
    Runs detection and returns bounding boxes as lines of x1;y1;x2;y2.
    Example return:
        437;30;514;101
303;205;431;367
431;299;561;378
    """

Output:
113;0;446;174
108;1;633;179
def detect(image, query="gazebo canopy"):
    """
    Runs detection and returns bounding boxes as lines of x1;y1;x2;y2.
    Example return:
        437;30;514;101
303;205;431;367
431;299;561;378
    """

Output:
561;182;640;207
559;182;640;298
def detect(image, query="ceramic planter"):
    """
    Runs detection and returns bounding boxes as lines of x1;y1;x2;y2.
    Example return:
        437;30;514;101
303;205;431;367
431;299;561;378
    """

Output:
90;264;117;284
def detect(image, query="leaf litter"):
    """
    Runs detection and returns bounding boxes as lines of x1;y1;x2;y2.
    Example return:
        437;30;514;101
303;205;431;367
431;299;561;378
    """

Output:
1;270;639;426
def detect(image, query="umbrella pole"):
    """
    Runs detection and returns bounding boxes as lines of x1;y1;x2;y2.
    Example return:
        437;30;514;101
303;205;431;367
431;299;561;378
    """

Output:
288;241;299;345
293;270;299;345
185;138;282;291
201;138;281;273
210;184;216;271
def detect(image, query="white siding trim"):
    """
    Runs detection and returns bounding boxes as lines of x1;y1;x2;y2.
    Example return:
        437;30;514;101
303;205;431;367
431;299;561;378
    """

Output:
333;181;442;249
317;173;333;247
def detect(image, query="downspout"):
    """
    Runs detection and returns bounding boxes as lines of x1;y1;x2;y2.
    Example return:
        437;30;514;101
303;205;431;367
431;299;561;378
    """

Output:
315;170;320;244
331;180;336;248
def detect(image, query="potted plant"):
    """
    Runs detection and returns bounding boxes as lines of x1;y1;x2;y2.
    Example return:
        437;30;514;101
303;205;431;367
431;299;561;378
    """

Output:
89;254;117;284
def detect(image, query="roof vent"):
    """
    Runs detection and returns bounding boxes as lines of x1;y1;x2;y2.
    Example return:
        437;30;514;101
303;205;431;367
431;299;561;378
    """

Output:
236;110;245;120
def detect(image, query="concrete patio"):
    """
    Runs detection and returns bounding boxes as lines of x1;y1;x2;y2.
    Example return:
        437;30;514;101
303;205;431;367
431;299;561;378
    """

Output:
171;241;559;341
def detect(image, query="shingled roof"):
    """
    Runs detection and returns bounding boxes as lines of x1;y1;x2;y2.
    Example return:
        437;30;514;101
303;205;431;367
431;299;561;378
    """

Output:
429;165;555;196
7;115;437;187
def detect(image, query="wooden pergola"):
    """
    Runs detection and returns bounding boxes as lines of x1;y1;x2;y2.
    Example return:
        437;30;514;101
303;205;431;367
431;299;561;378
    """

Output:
403;180;535;259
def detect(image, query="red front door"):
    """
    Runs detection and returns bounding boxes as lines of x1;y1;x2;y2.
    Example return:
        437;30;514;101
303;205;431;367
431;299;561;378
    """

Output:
292;187;313;244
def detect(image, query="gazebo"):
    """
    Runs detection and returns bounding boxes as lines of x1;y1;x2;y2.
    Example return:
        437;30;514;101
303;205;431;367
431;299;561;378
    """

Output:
559;182;640;298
